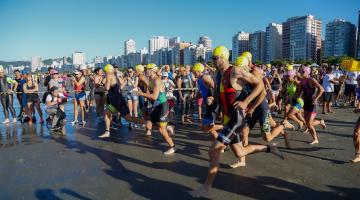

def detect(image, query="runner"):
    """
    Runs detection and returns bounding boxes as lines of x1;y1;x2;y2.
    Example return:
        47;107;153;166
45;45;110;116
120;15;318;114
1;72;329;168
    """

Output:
98;64;142;139
229;54;291;169
352;115;360;163
136;63;175;155
190;46;283;198
299;66;326;144
192;63;222;140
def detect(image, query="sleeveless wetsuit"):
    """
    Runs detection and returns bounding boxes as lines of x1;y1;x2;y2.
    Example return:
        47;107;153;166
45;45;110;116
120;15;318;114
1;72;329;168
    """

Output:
301;78;317;114
216;66;247;146
149;79;169;126
106;77;129;116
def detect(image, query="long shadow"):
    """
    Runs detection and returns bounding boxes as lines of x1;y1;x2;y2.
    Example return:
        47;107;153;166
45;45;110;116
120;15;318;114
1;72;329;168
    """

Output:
281;149;348;164
325;119;356;126
47;136;197;200
46;134;360;199
35;188;92;200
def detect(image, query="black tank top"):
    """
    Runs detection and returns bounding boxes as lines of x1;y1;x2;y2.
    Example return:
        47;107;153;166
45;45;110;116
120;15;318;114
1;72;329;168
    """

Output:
271;77;281;91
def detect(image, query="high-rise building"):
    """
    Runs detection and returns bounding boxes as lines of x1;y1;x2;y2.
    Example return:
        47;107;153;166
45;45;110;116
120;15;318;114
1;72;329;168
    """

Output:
265;23;282;63
139;47;149;64
232;31;250;63
198;36;212;49
357;11;360;58
324;19;356;58
249;31;266;62
149;36;169;55
124;39;136;55
174;42;192;65
72;52;86;66
31;56;42;72
282;15;322;62
63;56;68;65
169;37;180;47
183;44;208;65
94;56;103;64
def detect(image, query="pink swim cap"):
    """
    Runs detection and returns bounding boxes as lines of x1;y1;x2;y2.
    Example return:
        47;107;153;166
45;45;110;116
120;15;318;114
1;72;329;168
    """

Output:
302;67;311;76
287;70;296;77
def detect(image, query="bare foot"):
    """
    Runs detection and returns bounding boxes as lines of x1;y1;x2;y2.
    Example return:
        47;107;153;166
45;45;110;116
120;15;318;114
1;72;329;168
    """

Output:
328;110;335;114
144;130;152;136
98;131;110;138
351;155;360;163
309;140;319;145
229;160;246;168
282;121;295;131
320;119;326;130
190;185;210;198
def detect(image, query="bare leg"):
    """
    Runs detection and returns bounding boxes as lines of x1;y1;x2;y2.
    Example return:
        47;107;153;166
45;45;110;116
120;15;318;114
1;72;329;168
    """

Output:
305;112;319;144
73;100;78;122
79;100;85;122
351;122;360;162
99;110;112;138
190;141;225;198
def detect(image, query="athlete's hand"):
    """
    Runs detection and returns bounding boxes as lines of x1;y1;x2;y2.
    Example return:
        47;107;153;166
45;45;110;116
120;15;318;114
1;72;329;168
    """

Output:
206;96;214;105
246;107;254;117
233;101;248;111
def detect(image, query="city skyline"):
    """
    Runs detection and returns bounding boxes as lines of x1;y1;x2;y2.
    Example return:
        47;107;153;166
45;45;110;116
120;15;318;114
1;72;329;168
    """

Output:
0;0;358;61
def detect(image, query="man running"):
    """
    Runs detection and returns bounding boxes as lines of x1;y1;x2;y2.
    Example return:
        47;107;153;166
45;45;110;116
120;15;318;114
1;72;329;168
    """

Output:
190;46;283;198
98;64;142;138
192;62;222;140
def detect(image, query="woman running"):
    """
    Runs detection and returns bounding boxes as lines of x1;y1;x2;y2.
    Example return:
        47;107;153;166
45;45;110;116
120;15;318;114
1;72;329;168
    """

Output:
298;66;326;144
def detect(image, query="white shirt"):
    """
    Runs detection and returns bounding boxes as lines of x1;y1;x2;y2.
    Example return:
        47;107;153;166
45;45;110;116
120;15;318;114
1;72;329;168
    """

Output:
346;72;359;85
45;94;58;109
333;70;343;84
322;73;335;92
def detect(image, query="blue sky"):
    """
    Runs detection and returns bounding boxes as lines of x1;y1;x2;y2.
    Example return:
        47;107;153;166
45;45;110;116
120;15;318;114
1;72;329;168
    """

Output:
0;0;359;61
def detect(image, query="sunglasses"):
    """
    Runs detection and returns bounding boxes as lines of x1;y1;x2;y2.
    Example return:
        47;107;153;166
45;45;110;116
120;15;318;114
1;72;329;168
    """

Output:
128;71;133;73
212;56;220;61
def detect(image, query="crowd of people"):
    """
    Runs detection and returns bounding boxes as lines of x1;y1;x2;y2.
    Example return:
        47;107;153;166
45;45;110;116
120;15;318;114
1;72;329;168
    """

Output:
0;46;359;198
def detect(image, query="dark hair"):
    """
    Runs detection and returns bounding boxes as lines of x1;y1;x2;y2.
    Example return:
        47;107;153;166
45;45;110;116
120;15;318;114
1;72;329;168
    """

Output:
94;67;102;74
14;69;21;73
127;67;134;71
326;66;333;71
113;64;119;68
48;67;53;72
50;86;58;92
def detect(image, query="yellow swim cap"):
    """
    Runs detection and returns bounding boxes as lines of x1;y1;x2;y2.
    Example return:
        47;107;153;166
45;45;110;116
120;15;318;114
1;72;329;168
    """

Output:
266;64;271;68
296;98;304;107
235;56;250;68
193;63;204;73
213;46;230;61
286;65;294;71
146;63;158;71
103;64;114;73
241;51;252;63
135;64;144;72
